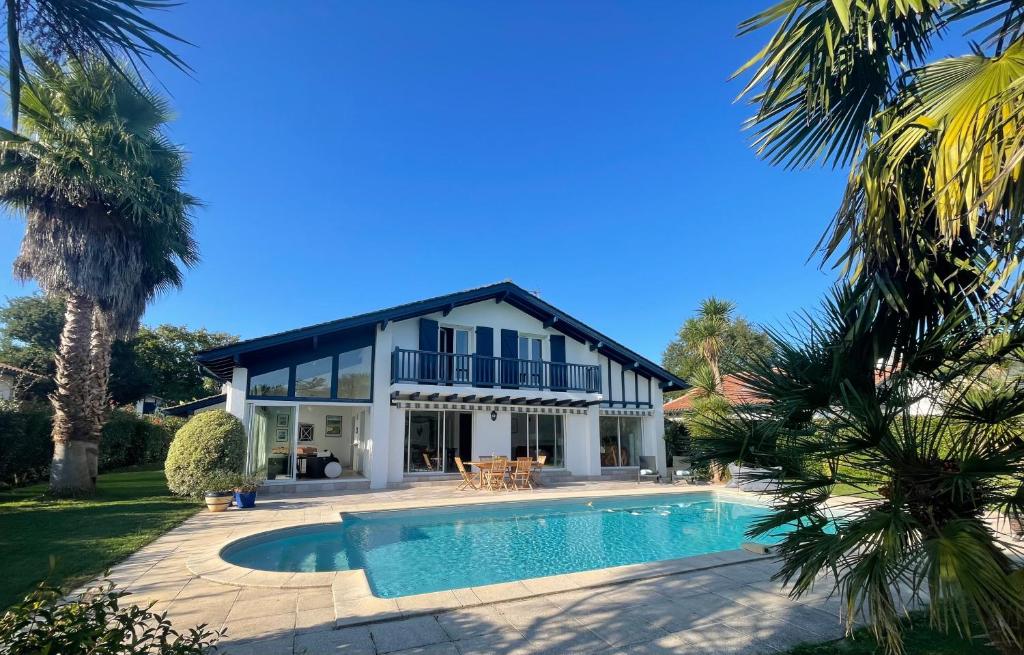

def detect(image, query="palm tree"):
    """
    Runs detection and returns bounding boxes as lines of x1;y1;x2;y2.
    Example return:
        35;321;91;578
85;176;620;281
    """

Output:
3;0;190;130
736;1;1024;352
0;54;197;493
696;285;1024;655
680;297;734;393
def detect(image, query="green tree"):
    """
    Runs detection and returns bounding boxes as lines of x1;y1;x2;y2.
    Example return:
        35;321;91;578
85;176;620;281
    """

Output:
0;294;233;405
1;0;189;131
0;56;197;494
132;325;237;404
662;298;772;388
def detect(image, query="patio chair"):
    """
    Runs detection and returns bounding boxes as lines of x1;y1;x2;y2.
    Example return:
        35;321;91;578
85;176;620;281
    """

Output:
421;452;435;471
637;456;661;484
671;456;694;485
482;457;509;491
510;458;533;490
531;454;547;487
454;456;478;491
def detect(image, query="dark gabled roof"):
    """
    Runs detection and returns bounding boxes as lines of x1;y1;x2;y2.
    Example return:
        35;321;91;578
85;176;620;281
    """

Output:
162;393;226;417
0;362;47;380
196;281;687;391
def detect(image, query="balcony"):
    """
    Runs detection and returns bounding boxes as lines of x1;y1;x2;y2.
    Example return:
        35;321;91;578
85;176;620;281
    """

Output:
391;348;602;393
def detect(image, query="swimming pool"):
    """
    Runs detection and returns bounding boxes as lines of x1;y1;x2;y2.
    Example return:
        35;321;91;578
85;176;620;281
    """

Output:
222;491;782;598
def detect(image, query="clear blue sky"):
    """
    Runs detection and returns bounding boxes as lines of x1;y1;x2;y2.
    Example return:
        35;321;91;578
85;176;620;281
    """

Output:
0;0;844;363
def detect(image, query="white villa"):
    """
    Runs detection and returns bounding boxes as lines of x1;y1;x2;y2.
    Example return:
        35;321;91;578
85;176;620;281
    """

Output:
195;282;687;490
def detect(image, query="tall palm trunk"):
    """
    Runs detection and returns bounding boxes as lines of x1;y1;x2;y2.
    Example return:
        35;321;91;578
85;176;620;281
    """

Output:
86;309;113;481
49;293;98;494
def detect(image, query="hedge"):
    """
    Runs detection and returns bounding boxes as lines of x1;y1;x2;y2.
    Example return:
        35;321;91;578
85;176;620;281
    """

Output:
0;405;183;489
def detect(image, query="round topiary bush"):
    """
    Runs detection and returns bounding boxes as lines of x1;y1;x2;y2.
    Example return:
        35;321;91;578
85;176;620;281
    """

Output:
164;410;246;497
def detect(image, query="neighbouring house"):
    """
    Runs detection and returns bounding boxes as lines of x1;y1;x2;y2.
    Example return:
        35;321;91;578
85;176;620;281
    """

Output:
0;362;46;401
662;373;765;420
162;393;227;418
195;281;687;490
134;394;164;415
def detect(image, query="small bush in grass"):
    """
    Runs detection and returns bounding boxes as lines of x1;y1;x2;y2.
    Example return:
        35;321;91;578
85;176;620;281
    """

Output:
164;410;245;498
0;579;221;654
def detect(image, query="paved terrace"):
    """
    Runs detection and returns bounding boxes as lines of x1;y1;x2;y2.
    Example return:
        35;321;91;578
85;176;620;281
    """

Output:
105;482;863;655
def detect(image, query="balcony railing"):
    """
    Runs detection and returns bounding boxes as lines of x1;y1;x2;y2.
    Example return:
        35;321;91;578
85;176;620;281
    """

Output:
391;348;602;393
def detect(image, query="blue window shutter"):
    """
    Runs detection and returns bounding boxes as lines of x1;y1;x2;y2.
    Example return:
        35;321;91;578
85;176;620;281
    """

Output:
550;334;567;391
500;329;518;388
475;326;494;386
419;318;438;381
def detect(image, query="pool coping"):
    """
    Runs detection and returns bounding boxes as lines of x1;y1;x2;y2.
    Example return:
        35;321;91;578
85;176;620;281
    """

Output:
184;485;776;628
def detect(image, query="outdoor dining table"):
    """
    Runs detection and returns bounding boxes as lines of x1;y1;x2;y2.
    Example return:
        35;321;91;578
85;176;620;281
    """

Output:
465;459;542;488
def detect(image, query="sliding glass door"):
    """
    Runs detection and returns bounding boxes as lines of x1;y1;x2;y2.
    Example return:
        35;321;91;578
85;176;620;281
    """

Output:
510;412;564;467
246;404;296;480
599;416;642;467
404;410;472;473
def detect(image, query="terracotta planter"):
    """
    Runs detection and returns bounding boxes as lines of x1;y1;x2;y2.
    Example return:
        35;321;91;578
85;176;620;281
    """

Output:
204;490;232;512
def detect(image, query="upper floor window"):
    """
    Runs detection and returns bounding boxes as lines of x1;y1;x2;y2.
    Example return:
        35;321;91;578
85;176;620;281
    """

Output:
295;356;332;398
338;346;372;399
249;367;289;397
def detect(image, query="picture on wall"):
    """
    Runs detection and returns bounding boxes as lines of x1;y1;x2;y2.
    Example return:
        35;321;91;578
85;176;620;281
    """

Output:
325;415;343;437
276;413;289;428
298;423;314;442
275;427;288;442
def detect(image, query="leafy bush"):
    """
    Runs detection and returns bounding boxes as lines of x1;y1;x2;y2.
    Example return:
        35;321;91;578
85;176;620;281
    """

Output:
0;406;183;488
142;415;186;464
164;410;246;497
0;403;53;487
0;579;221;654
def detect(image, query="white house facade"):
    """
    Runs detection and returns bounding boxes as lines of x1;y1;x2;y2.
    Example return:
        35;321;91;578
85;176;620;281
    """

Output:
196;282;687;490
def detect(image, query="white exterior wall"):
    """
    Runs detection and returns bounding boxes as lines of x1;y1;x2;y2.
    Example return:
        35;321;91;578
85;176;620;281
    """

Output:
369;325;393;489
225;367;247;420
229;296;675;487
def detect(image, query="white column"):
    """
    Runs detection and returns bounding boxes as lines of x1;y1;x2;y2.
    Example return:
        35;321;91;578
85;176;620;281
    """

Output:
367;327;393;489
584;406;602;477
225;367;247;419
651;385;667;477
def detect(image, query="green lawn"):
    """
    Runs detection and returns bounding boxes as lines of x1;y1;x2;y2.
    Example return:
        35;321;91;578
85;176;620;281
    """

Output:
785;613;997;655
0;466;200;609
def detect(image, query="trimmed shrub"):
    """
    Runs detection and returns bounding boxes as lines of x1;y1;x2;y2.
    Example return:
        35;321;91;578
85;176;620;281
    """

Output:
164;410;246;497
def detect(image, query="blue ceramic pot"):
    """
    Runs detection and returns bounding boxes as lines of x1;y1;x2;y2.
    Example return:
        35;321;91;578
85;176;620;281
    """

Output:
234;491;257;508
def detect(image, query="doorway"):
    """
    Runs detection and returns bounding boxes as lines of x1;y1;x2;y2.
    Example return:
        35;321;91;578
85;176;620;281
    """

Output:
404;409;473;473
439;326;471;383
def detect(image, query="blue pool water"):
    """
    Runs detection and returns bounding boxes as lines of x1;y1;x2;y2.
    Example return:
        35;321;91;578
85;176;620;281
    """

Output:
222;492;783;598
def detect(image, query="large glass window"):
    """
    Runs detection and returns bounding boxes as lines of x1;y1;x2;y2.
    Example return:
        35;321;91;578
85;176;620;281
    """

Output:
248;367;289;397
600;416;642;466
338;346;372;399
404;410;472;473
246;405;294;479
511;412;564;467
295;356;332;398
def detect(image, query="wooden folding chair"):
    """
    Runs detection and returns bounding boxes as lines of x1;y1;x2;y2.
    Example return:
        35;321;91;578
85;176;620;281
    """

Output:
510;457;534;490
531;454;547;487
482;457;509;491
455;456;478;491
422;452;434;471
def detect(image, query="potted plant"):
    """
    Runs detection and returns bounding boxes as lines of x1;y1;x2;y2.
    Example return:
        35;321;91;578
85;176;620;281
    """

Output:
232;474;264;509
202;471;235;513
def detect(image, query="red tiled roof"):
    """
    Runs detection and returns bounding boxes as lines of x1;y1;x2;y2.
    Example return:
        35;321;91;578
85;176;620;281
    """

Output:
663;374;765;413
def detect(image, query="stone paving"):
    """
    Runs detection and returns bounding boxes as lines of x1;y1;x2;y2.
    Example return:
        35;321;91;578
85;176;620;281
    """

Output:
102;481;859;654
